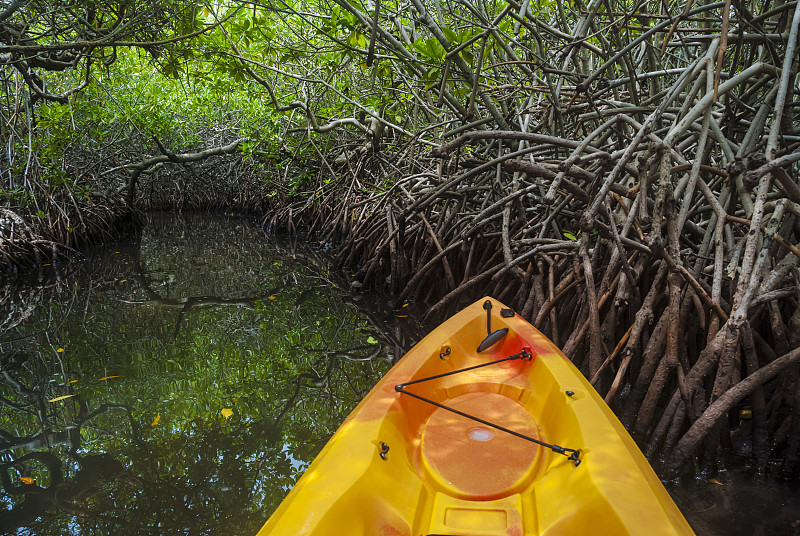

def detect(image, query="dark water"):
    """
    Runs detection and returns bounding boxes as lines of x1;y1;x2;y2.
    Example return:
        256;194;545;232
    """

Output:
667;473;800;536
1;213;798;535
0;213;419;536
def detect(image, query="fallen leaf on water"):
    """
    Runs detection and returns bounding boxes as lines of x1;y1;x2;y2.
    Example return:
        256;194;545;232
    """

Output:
19;477;34;485
151;414;161;426
708;478;723;486
221;408;234;419
396;314;408;318
98;376;120;381
69;380;78;384
56;348;64;353
48;394;76;403
268;296;276;300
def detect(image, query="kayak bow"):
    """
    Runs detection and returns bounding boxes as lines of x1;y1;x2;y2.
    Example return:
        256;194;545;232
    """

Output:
257;297;695;535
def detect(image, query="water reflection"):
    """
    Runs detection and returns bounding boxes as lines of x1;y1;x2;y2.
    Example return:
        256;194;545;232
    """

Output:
0;213;419;536
3;214;798;536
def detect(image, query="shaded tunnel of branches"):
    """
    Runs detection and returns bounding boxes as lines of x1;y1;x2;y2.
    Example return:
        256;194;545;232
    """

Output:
1;0;800;478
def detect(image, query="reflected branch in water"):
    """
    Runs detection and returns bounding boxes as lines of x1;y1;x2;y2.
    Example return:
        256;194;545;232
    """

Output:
0;214;424;534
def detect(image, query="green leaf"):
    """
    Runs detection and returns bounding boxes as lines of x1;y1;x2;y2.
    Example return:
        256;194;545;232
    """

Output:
347;31;366;48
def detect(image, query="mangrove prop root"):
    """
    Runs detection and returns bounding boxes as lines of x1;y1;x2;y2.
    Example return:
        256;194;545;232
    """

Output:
296;0;800;477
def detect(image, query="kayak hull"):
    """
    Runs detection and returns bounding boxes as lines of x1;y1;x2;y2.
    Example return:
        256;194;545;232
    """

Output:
257;297;695;535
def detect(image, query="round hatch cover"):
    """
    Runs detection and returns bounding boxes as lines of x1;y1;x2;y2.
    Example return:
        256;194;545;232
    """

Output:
419;392;541;499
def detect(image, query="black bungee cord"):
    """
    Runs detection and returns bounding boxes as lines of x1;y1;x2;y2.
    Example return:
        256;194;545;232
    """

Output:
395;348;582;466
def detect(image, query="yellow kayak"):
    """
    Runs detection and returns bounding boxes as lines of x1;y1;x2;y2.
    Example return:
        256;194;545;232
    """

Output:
257;297;695;535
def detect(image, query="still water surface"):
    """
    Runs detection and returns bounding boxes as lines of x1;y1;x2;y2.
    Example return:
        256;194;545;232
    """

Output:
0;213;798;535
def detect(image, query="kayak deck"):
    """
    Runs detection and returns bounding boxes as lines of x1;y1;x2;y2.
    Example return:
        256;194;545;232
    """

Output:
257;297;695;535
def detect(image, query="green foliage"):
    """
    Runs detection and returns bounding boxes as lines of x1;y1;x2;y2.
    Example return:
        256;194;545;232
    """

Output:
412;37;446;62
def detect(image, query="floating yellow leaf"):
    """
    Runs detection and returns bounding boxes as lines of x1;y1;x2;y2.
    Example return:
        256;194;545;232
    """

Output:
69;380;78;384
98;376;120;381
56;348;64;353
708;478;723;486
221;408;234;419
397;315;408;318
48;394;76;403
19;477;34;485
151;414;161;426
268;296;276;300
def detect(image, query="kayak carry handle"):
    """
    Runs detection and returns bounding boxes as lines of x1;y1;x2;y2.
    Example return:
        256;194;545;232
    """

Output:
477;329;509;352
477;300;508;353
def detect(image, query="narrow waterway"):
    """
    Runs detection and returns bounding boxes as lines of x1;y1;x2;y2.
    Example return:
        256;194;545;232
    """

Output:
0;214;798;535
0;213;421;535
